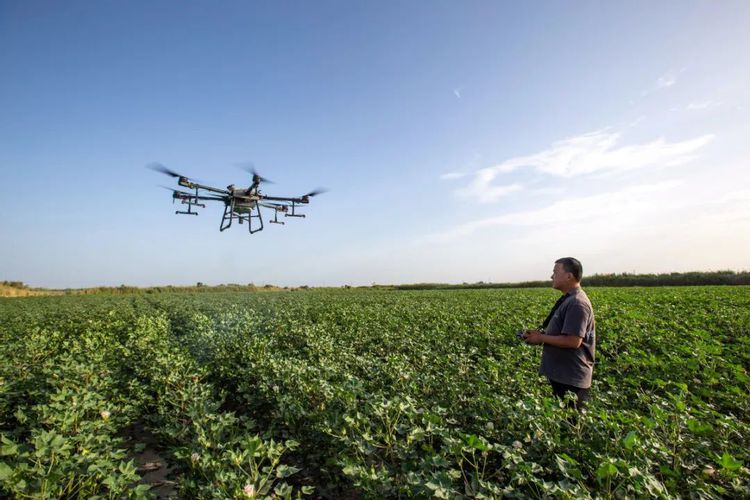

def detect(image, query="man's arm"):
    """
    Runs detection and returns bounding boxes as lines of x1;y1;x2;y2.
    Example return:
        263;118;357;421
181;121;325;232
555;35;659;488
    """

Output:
523;302;590;348
523;330;582;348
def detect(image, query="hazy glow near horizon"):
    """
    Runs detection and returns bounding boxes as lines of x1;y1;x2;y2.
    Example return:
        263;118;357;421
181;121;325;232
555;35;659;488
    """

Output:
1;1;749;288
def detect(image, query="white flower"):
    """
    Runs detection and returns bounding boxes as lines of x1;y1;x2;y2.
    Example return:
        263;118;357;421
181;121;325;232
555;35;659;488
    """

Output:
243;483;256;498
485;422;494;431
100;410;110;420
512;440;523;450
191;452;200;462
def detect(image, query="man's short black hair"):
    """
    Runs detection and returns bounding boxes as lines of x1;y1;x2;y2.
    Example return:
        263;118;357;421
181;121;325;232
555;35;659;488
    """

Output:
555;257;583;282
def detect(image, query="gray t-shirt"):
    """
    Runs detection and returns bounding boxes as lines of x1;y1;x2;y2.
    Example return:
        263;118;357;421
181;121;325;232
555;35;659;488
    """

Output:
539;287;596;389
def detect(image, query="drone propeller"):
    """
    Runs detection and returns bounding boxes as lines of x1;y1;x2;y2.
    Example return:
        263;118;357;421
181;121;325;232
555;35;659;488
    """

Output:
303;188;328;198
158;185;191;198
237;162;275;184
149;162;209;186
148;162;184;178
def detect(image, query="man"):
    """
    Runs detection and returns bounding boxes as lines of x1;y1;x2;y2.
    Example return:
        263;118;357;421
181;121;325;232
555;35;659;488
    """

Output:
523;257;596;410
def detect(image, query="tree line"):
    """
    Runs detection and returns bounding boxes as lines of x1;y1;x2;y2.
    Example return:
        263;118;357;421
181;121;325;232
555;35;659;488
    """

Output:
394;270;750;290
3;271;750;297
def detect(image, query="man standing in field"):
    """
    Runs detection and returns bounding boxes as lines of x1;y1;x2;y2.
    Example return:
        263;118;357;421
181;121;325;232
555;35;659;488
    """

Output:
523;257;596;410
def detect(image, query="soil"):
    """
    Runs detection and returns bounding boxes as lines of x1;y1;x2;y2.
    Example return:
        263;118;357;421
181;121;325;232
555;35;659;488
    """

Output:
125;421;177;498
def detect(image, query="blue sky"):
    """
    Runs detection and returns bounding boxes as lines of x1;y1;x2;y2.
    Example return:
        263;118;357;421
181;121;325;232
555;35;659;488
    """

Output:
1;1;749;287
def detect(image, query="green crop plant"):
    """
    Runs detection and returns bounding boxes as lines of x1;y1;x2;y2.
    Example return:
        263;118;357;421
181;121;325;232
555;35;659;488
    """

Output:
1;286;748;497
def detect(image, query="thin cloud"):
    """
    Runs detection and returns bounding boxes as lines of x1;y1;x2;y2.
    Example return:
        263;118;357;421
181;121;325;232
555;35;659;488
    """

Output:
440;172;467;180
429;182;680;242
454;130;713;202
429;181;750;246
453;87;462;99
457;180;523;203
687;100;720;111
440;150;482;182
719;189;750;203
530;186;565;196
641;69;685;96
656;75;677;88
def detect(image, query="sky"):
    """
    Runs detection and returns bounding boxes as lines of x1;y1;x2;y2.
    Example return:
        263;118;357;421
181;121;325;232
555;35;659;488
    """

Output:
1;1;749;288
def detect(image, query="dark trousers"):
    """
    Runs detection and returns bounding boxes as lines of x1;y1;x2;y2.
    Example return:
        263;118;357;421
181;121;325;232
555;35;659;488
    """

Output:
549;379;590;411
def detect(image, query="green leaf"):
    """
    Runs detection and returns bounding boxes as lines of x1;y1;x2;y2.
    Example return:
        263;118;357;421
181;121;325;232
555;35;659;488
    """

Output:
285;439;300;450
0;461;11;480
687;419;712;435
719;452;742;471
134;484;152;495
596;462;618;480
0;437;18;457
622;431;638;450
556;454;583;480
13;409;27;424
276;464;301;478
49;434;66;450
273;482;293;497
558;453;578;464
461;433;489;451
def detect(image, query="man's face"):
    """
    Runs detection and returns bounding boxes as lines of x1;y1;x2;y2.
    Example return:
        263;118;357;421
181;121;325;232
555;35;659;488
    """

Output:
550;263;571;290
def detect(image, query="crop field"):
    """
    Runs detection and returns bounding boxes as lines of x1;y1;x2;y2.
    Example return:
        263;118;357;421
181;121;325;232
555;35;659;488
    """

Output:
1;287;749;498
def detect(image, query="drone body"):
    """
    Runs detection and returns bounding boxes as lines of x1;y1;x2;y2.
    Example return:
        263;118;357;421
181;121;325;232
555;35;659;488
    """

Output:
150;163;325;234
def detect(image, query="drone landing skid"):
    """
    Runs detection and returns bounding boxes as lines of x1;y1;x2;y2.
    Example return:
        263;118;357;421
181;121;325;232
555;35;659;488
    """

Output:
176;201;204;215
175;187;204;215
220;199;263;233
269;209;284;225
284;201;305;219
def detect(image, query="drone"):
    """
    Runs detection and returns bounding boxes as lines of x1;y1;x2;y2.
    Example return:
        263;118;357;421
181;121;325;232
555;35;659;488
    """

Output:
149;163;326;234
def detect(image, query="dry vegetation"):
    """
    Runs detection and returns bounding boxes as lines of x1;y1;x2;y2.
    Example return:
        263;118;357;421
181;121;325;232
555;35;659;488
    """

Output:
0;282;61;298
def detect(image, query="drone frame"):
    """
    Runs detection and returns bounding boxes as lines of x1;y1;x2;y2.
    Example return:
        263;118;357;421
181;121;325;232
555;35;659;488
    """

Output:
154;165;322;234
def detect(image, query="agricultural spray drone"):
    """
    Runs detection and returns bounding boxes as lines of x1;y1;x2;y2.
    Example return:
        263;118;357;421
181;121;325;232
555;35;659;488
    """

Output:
149;163;326;234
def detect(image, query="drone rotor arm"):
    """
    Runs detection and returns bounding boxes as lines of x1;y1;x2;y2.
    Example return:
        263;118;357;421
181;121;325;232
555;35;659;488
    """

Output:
192;195;227;202
261;195;303;202
191;183;230;195
259;202;290;211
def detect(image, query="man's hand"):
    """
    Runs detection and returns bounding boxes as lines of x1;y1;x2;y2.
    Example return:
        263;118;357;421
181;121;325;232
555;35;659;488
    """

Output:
523;329;544;345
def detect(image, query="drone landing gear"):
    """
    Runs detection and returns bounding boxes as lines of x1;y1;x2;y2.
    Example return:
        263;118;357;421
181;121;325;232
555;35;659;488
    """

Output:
176;204;202;215
175;187;204;215
220;200;264;233
284;201;305;219
269;209;284;225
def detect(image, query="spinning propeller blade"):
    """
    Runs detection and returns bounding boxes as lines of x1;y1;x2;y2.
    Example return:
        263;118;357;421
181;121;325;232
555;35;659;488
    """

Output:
158;185;190;198
303;188;328;197
237;162;275;184
148;162;183;178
